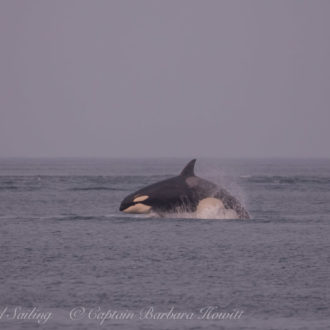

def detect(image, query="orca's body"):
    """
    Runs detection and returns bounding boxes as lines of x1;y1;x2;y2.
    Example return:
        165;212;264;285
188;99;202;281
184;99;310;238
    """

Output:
119;159;250;219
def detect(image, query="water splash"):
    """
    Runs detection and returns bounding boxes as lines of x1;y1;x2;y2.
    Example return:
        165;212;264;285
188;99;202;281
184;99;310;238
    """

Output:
196;159;250;216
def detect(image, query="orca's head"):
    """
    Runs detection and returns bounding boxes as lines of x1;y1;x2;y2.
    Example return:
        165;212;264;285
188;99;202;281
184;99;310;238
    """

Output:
119;159;197;214
119;193;151;214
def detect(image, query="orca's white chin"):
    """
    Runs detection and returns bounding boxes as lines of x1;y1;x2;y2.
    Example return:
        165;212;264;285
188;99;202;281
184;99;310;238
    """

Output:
122;203;151;214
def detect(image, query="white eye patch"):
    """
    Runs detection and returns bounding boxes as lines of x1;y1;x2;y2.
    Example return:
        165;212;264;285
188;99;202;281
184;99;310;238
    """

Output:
133;195;149;203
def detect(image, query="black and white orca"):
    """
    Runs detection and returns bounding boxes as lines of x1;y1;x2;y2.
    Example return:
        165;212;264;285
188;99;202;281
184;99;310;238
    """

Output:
119;159;250;219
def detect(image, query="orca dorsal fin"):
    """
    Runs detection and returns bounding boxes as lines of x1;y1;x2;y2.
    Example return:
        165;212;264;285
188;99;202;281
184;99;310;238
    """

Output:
180;159;196;177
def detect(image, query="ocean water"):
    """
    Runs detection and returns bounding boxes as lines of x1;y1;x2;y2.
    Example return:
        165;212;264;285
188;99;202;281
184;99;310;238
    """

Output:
0;158;329;330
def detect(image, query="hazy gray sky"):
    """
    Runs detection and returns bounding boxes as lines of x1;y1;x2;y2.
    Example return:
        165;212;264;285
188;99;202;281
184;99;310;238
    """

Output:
1;0;329;158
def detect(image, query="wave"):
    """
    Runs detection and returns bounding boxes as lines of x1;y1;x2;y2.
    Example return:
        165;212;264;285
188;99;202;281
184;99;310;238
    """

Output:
0;186;42;191
0;214;112;221
0;210;245;221
0;186;20;190
241;175;330;184
69;187;122;191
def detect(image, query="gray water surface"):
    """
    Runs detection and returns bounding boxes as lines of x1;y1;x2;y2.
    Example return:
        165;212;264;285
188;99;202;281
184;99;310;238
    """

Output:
0;158;329;330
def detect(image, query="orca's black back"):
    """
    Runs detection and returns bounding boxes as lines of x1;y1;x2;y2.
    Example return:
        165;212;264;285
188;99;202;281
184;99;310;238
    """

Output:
133;176;198;212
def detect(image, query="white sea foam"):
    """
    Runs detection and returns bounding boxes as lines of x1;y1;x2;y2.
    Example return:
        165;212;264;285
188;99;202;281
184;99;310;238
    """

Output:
159;201;240;220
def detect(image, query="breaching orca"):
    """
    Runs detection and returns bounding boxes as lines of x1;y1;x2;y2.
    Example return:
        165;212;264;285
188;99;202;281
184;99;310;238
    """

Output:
119;159;250;219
